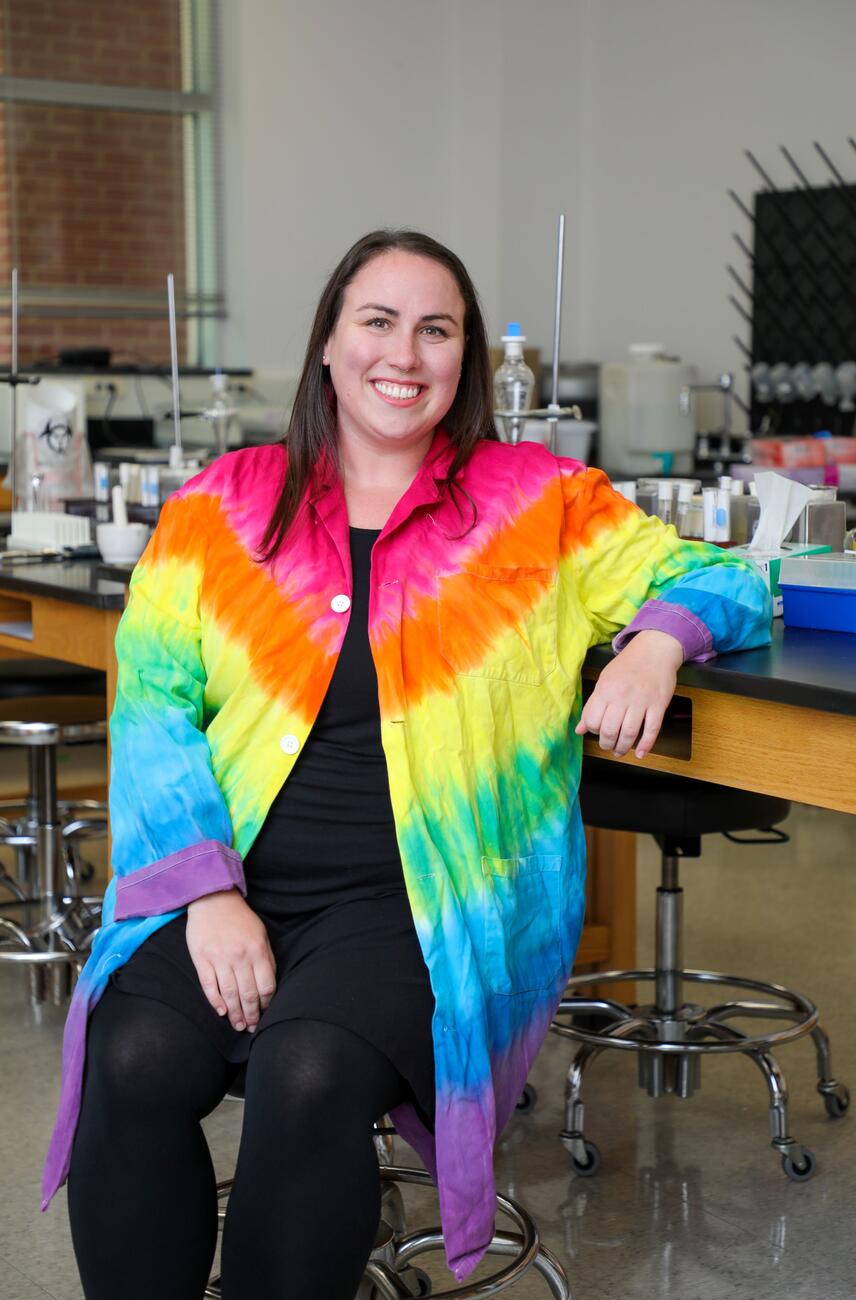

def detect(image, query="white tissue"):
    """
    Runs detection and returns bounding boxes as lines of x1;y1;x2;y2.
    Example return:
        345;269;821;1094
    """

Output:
748;472;813;552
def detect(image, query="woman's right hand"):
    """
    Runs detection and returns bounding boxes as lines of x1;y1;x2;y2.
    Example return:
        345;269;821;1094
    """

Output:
186;890;277;1032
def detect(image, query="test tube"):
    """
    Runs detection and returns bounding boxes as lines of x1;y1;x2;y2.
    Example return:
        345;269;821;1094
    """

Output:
657;481;674;526
140;465;161;508
612;480;637;504
703;487;717;541
93;462;110;503
714;488;731;542
675;482;695;537
118;462;141;505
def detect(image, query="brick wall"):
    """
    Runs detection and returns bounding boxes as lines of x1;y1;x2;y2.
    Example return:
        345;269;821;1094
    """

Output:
1;0;183;91
0;0;190;367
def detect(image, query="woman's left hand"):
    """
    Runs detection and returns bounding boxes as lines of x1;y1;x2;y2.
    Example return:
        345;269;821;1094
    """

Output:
574;629;684;760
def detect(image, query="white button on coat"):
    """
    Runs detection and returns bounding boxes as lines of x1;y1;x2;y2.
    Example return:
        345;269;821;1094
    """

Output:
330;594;351;613
280;734;300;755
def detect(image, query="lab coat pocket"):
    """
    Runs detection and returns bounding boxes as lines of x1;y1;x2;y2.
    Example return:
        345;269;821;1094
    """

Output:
437;565;557;685
480;854;563;995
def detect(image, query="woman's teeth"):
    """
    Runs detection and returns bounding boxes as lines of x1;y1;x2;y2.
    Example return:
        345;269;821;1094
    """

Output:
372;381;421;400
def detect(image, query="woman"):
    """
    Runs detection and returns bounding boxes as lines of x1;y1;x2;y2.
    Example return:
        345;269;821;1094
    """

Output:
44;229;771;1298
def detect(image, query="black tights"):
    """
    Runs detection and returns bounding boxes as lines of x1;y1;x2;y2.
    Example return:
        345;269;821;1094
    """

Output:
67;987;411;1299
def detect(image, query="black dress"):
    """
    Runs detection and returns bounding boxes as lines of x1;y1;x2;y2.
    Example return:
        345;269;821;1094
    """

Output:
111;527;436;1125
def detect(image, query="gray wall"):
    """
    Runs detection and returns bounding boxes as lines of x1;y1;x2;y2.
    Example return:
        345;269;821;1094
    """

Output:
220;0;856;409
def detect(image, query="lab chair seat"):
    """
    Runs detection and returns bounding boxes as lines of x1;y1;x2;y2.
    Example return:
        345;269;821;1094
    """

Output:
550;757;850;1183
205;1072;571;1299
0;658;105;700
0;694;108;1004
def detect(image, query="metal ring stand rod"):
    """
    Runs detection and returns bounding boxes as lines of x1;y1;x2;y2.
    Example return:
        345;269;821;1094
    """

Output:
0;269;41;509
167;272;184;468
495;215;581;452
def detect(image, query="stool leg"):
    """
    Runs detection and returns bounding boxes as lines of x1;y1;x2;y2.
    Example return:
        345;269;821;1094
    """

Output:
361;1260;414;1299
0;869;26;903
654;855;682;1016
28;964;46;1004
19;750;40;896
701;1020;815;1174
561;1017;653;1166
810;1021;851;1116
34;744;63;921
810;1020;835;1088
562;1040;601;1155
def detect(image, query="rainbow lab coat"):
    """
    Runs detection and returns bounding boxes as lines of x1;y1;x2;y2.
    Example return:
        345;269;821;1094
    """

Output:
43;431;771;1279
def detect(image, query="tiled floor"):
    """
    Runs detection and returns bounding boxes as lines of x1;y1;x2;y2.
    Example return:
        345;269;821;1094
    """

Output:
0;800;853;1299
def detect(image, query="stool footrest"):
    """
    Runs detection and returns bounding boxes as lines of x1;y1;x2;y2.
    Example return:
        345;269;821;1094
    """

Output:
208;1164;571;1298
554;968;818;1055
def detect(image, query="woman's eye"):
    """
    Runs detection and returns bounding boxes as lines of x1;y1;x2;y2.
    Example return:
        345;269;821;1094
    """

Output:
367;317;390;329
421;325;448;338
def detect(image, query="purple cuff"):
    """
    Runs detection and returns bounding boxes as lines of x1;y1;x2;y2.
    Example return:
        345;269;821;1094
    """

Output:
114;839;246;920
612;599;715;663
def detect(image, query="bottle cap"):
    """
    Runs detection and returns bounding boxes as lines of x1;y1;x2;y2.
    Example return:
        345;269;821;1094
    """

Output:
502;322;526;344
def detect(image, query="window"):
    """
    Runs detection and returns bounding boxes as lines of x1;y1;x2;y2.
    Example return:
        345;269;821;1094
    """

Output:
0;0;222;369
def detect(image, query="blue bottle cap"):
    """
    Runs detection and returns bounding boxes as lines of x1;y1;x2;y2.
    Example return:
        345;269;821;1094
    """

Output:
505;322;523;337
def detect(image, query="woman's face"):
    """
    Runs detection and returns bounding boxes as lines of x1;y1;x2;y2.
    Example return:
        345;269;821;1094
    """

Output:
325;249;466;454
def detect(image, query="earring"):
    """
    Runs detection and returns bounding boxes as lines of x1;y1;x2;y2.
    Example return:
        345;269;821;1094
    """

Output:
322;354;330;365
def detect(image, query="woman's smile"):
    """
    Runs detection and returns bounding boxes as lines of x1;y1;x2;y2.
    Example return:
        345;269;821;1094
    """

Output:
369;378;427;406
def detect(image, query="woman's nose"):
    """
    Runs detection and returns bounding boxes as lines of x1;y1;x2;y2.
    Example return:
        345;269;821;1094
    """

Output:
386;337;419;371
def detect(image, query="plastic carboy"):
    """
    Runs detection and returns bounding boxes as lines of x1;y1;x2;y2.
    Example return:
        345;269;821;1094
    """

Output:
494;322;534;443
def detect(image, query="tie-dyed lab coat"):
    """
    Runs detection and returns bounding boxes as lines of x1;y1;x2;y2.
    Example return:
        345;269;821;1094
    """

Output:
43;430;771;1279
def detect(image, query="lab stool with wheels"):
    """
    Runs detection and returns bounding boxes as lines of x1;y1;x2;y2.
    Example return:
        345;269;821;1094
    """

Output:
551;758;849;1183
204;1076;571;1299
0;694;109;1003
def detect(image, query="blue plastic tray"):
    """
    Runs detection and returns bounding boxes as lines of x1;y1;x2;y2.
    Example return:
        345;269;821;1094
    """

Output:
780;583;856;634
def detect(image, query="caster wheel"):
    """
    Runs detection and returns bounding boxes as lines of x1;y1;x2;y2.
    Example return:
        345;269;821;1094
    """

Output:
571;1139;601;1178
516;1083;537;1114
782;1148;817;1182
821;1085;850;1119
409;1266;432;1295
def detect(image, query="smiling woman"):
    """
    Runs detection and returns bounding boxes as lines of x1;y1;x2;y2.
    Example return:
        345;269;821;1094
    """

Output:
48;227;773;1299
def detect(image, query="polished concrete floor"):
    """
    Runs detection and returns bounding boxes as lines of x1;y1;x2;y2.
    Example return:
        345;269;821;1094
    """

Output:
0;799;853;1299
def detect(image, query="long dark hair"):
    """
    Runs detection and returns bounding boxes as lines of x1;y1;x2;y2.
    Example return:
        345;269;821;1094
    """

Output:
259;229;496;560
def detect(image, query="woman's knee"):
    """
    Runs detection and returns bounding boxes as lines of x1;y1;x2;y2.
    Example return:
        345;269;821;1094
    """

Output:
83;987;231;1119
244;1018;405;1126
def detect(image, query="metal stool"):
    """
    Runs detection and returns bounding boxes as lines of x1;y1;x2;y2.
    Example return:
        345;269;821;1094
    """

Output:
205;1079;571;1298
552;759;849;1182
0;695;108;1003
0;660;106;914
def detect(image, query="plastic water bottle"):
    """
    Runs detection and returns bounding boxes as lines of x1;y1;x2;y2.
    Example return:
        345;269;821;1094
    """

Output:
494;323;534;443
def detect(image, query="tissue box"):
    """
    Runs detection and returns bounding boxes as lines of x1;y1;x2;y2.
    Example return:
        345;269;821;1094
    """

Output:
730;542;832;616
779;552;856;633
